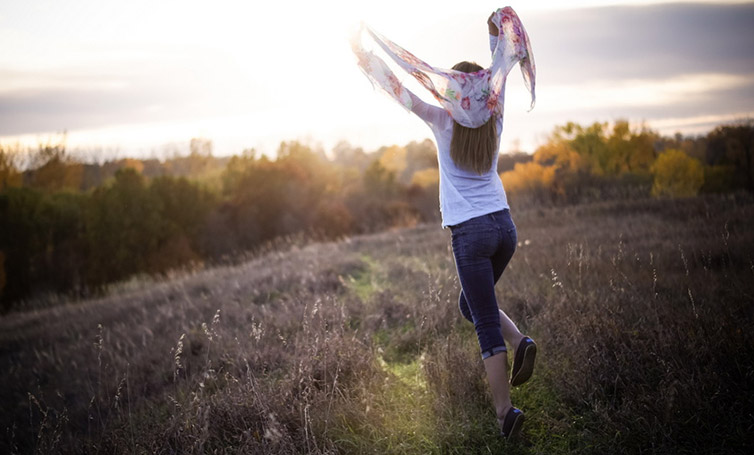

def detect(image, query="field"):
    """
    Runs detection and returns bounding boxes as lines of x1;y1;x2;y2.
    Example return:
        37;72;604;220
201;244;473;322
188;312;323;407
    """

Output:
1;195;753;454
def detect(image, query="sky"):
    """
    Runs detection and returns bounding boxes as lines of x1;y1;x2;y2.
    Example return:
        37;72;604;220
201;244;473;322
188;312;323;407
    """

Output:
1;0;753;159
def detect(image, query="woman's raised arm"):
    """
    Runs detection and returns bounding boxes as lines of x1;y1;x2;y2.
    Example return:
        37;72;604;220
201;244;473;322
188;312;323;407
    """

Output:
408;90;446;129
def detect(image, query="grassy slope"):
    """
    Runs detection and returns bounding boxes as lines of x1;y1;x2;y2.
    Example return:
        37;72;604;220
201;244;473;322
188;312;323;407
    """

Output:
1;195;753;454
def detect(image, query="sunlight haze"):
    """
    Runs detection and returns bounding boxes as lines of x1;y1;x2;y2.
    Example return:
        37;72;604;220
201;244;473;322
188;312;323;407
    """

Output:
1;0;752;158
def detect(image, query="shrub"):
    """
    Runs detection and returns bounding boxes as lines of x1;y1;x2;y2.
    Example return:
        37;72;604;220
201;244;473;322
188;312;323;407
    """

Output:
651;149;704;197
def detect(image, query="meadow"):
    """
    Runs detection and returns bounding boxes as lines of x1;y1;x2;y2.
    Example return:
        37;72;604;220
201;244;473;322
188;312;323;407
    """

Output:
1;194;753;454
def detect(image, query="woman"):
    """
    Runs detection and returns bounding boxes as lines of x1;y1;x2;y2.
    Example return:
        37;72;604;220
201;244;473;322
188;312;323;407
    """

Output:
352;7;537;439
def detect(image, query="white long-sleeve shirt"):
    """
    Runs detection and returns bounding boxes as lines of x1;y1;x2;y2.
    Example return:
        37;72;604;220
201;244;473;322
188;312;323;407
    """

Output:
408;34;509;228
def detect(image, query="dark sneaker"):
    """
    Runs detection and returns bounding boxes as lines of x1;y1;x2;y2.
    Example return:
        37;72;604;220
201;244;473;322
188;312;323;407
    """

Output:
510;337;536;387
500;407;525;439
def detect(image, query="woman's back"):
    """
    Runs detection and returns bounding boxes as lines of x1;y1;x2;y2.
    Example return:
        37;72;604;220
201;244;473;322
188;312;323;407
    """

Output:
409;93;508;228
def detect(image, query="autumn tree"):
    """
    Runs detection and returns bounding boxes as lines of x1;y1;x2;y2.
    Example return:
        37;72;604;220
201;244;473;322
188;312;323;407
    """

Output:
403;139;437;183
332;141;370;172
501;120;660;201
377;145;408;181
533;140;586;173
27;139;83;192
501;161;555;196
162;138;220;178
0;144;23;190
215;141;338;248
651;149;704;198
497;151;533;174
606;120;657;174
410;168;439;188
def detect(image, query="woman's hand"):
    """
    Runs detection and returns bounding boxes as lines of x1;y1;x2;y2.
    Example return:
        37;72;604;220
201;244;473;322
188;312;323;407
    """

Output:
488;12;499;36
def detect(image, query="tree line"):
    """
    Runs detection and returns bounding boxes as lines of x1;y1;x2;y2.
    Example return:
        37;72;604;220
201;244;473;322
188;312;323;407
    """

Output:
0;138;441;311
1;119;752;311
501;119;753;203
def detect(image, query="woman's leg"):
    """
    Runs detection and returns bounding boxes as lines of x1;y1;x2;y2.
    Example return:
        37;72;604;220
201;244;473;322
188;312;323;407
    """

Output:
459;293;523;348
489;215;535;388
461;305;522;350
456;256;513;427
451;221;512;431
499;309;524;349
484;350;513;426
494;213;524;351
459;216;523;349
454;249;506;359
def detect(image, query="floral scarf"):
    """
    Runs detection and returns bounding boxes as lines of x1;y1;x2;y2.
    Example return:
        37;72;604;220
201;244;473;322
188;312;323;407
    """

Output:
351;6;535;128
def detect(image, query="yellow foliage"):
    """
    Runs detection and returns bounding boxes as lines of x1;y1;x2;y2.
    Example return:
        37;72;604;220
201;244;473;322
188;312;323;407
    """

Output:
0;146;23;190
410;168;439;188
118;158;144;174
378;145;407;175
33;159;83;191
534;141;585;172
501;161;555;193
650;149;704;198
538;120;659;176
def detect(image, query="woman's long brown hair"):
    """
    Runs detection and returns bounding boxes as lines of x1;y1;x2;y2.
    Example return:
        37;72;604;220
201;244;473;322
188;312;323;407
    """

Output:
450;61;498;175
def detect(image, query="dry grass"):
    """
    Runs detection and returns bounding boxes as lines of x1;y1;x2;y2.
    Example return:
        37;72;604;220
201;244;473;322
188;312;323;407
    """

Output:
1;194;753;454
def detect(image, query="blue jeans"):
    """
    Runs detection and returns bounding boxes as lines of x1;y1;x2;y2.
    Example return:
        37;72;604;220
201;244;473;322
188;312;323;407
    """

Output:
450;209;517;359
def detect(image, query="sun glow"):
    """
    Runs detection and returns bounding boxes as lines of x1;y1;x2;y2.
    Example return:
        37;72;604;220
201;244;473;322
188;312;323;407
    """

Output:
1;0;752;156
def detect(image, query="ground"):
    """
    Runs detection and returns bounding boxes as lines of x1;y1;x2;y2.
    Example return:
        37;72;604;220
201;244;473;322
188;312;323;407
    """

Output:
1;194;753;454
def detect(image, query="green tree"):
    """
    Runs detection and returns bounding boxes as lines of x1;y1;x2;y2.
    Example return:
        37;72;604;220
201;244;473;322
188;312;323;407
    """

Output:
706;122;754;191
147;176;215;271
0;188;47;308
222;148;258;196
85;169;164;286
0;188;86;310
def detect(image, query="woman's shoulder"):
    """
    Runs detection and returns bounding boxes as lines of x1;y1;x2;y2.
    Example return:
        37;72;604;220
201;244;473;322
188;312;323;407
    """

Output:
430;109;453;135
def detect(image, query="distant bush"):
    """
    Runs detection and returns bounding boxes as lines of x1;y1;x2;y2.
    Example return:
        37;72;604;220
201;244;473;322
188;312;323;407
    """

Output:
701;164;737;193
706;121;754;191
501;161;554;197
651;149;704;197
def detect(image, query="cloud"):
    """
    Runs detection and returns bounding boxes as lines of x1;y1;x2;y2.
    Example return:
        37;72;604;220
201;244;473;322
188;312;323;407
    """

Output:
0;45;269;135
0;87;161;135
526;2;754;82
530;72;754;112
1;1;753;151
